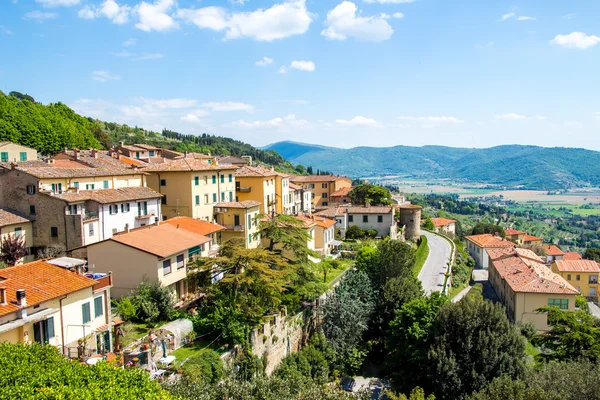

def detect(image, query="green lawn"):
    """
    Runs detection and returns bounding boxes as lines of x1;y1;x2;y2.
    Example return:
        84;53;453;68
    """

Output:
120;321;169;348
412;235;429;277
325;259;354;287
170;337;229;365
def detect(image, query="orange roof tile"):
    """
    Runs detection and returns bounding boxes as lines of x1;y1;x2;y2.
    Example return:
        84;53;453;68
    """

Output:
215;201;262;209
163;216;225;236
331;187;352;197
465;234;515;249
291;175;351;183
563;252;582;261
0;209;30;228
235;165;279;178
0;261;96;317
554;260;600;273
311;215;337;229
505;229;526;236
432;217;457;227
524;234;543;242
544;245;565;257
487;247;544;263
492;256;578;295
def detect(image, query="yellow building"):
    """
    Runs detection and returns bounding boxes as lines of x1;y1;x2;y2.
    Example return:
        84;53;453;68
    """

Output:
552;259;600;301
489;253;578;331
274;172;292;215
0;260;113;358
0;142;37;163
142;157;238;221
234;166;278;215
214;201;262;249
290;175;352;209
0;209;33;264
504;229;526;245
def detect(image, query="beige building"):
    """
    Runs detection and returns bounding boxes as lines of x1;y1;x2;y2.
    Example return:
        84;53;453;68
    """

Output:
330;186;353;206
0;142;37;163
465;234;515;269
347;206;399;239
142;157;237;221
552;259;600;302
86;223;211;299
163;216;225;257
235;166;278;215
290;175;352;209
431;217;457;235
0;260;113;358
310;215;337;256
114;143;162;161
489;253;578;331
504;229;526;245
0;209;33;264
214;201;262;249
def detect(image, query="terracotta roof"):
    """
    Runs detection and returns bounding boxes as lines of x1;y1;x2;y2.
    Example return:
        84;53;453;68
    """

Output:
346;206;393;214
235;165;279;178
0;161;48;169
216;155;247;165
51;160;92;169
132;144;160;151
0;209;30;228
544;245;565;257
524;234;543;242
163;216;225;236
487;247;544;263
214;200;262;209
432;217;457;227
563;252;582;261
0;261;96;317
289;182;302;191
139;158;234;172
62;150;143;169
554;260;600;273
310;215;337;229
0;142;35;150
13;166;145;179
291;175;351;183
465;234;515;248
504;229;526;236
109;223;211;258
492;256;578;295
314;207;346;218
294;215;317;228
50;187;162;204
331;187;353;197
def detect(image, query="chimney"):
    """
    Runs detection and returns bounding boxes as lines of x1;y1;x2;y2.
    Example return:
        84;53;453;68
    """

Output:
125;223;130;233
270;166;275;171
176;224;180;229
10;162;17;170
73;148;79;161
16;289;26;318
91;149;98;159
119;141;124;147
365;200;371;208
156;220;160;226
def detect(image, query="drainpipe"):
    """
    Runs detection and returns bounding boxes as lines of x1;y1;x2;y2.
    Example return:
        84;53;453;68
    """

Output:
59;295;67;355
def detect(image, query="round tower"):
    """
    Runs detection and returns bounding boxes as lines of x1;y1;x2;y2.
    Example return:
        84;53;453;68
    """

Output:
399;204;422;241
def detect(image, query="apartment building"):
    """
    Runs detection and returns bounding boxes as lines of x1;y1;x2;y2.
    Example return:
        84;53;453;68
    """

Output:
142;157;237;221
290;175;352;209
214;201;262;249
163;216;225;257
465;234;515;269
346;206;399;239
504;229;526;245
0;142;37;163
234;166;278;215
274;172;292;215
330;187;352;205
552;259;600;301
543;244;565;264
0;209;33;264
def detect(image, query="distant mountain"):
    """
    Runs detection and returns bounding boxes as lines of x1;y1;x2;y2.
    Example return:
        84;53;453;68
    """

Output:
264;141;600;189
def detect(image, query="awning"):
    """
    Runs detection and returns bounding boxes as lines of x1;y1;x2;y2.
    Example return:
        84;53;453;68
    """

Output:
0;308;57;334
330;240;343;246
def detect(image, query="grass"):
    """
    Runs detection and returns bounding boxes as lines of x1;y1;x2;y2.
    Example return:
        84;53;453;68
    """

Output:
325;259;354;287
170;337;229;366
449;280;470;299
412;235;429;277
120;321;170;348
464;283;483;301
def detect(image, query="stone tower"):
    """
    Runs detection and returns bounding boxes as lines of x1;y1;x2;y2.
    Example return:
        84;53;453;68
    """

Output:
399;204;422;241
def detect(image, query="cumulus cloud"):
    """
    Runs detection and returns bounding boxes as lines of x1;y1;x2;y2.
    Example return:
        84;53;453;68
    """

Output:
23;11;58;22
136;53;164;60
336;116;382;127
322;1;394;42
135;0;178;32
551;32;600;49
226;114;310;130
500;12;515;21
138;98;197;109
290;60;315;72
392;12;404;19
517;16;536;21
36;0;79;7
256;56;273;66
501;11;536;22
495;113;546;121
78;0;131;24
92;70;120;82
176;0;312;41
399;116;464;124
201;101;254;112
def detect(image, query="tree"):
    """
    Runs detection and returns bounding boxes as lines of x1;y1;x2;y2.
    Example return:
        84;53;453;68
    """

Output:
294;164;307;174
524;242;547;257
471;223;505;238
128;280;176;324
348;183;392;206
181;349;225;385
423;218;435;230
387;388;435;400
426;297;526;400
375;275;423;335
370;240;416;290
531;307;600;362
345;225;366;240
0;234;26;266
584;248;600;262
258;214;319;262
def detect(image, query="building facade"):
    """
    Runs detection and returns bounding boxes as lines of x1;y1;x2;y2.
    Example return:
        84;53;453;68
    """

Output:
0;209;33;264
465;234;515;269
0;142;37;163
552;259;600;301
214;201;262;249
290;175;352;209
234;166;278;215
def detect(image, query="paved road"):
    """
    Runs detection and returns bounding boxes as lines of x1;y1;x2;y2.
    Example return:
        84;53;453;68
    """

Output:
418;231;452;294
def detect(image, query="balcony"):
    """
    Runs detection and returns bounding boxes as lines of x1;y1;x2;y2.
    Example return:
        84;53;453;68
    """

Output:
222;224;245;232
89;273;112;291
236;186;251;193
83;212;98;221
135;212;155;220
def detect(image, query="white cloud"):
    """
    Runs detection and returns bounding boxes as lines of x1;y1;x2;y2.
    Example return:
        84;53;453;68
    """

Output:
501;12;515;21
256;56;273;66
399;116;464;123
181;109;210;123
136;53;164;60
279;66;287;74
322;1;394;42
92;70;120;82
226;114;310;130
176;0;312;41
135;0;178;32
70;99;114;119
551;32;600;50
201;101;254;112
495;113;546;121
77;0;131;24
114;50;134;57
36;0;79;7
139;98;197;109
392;12;404;19
336;116;381;127
290;60;315;72
123;38;137;46
0;26;14;35
23;11;58;22
517;16;536;21
364;0;415;3
280;99;309;105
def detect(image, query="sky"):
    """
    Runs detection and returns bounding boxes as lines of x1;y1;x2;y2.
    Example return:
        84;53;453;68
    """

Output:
2;0;600;150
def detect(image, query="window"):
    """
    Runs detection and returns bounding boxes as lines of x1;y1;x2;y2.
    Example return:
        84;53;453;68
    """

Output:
212;175;216;184
160;179;167;187
248;234;252;243
73;182;79;189
177;254;185;269
162;259;172;275
138;201;147;216
228;174;233;182
51;183;62;193
135;152;140;159
82;302;91;323
591;287;597;296
162;196;167;205
20;152;27;161
378;215;383;223
194;176;199;186
109;205;118;215
548;298;569;310
577;275;581;281
203;176;208;184
14;227;23;237
33;317;55;344
26;185;36;195
149;150;155;157
68;204;78;215
311;193;315;199
94;296;103;318
89;223;94;236
103;180;109;189
567;274;571;280
229;191;233;201
29;205;35;215
323;202;328;206
220;174;225;183
50;227;58;237
322;193;328;198
122;203;130;213
590;275;598;284
349;215;354;222
204;194;209;204
322;183;328;188
221;192;225;201
212;193;217;203
85;184;94;190
363;215;368;223
247;214;251;227
0;152;7;162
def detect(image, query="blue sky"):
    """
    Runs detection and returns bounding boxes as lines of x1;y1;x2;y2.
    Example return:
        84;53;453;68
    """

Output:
2;0;600;150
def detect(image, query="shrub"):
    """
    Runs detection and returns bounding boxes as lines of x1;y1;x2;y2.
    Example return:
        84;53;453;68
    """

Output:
345;225;366;240
181;350;224;385
128;280;176;323
114;297;137;321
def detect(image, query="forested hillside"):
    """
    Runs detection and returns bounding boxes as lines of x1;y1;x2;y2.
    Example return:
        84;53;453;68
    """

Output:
0;91;289;168
266;141;600;189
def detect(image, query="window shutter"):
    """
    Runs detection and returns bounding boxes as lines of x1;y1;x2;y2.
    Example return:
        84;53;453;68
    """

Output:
45;317;55;339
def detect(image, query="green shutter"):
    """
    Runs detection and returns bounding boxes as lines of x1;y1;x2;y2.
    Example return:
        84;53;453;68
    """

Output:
94;297;103;318
103;181;109;189
20;152;27;161
194;176;199;186
213;193;217;203
220;175;224;183
229;174;233;182
212;175;216;184
0;152;7;162
82;302;91;323
195;195;200;205
45;317;55;339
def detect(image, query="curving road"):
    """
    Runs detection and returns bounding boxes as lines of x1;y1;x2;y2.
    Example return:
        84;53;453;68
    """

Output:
418;231;452;294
